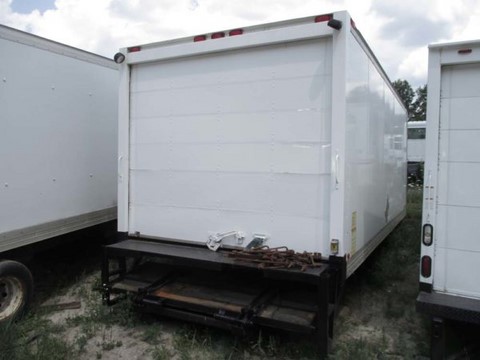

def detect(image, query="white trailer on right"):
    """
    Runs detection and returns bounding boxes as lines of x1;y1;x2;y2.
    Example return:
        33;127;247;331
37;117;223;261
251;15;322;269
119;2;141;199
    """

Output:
417;40;480;359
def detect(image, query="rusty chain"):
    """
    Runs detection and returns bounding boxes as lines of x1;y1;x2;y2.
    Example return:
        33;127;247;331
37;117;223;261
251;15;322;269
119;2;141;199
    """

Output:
227;246;322;271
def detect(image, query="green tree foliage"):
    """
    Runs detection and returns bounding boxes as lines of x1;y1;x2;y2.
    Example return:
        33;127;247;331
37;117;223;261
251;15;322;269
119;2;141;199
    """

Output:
392;79;427;120
392;79;415;116
412;85;427;121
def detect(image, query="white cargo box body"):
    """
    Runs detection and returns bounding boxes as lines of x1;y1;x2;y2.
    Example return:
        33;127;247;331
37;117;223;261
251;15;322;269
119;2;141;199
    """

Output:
118;11;407;276
420;40;480;301
0;25;118;252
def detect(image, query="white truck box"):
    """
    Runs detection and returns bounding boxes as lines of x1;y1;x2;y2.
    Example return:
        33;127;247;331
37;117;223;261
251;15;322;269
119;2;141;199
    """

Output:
407;120;426;180
0;25;118;321
407;120;426;162
417;40;480;358
104;11;407;355
116;10;407;273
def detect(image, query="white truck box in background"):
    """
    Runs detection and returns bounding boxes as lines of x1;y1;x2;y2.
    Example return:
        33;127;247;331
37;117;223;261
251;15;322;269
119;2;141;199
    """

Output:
417;40;480;358
407;121;426;163
407;120;426;181
104;11;407;354
0;25;118;321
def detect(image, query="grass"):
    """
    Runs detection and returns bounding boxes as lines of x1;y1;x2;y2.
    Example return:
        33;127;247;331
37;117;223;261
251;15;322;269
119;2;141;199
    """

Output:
141;323;163;344
0;281;141;359
3;188;429;359
0;316;73;360
363;187;423;289
330;185;429;358
330;337;388;359
149;345;171;360
164;324;316;359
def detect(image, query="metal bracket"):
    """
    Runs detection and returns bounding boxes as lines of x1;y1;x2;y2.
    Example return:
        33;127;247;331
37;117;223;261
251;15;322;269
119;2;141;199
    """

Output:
246;233;269;249
207;231;245;251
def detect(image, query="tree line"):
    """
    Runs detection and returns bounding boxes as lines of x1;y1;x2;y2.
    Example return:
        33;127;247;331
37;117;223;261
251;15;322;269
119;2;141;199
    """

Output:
392;79;427;121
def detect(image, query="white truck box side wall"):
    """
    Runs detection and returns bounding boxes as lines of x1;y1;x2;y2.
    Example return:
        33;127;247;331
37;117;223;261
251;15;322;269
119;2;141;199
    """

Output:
434;62;480;298
0;32;118;251
344;32;407;274
129;38;333;253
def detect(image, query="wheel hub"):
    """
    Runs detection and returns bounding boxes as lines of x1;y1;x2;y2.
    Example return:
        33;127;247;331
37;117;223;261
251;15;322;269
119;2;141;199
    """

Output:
0;276;24;321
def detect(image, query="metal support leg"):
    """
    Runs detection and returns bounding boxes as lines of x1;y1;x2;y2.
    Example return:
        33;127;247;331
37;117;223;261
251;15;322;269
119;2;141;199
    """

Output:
328;255;346;311
315;272;331;358
431;317;445;360
101;251;110;305
119;257;127;277
101;252;129;306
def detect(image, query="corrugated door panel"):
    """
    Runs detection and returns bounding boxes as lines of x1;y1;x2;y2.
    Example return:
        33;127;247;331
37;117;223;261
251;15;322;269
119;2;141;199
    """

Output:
129;38;333;253
435;63;480;298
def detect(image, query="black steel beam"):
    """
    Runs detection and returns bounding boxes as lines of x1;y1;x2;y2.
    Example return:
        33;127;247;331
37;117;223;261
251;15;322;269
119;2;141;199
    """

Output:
417;291;480;325
105;239;328;284
140;300;247;334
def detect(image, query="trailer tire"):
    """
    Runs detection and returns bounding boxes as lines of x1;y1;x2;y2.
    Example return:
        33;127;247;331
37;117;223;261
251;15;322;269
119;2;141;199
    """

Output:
0;260;33;323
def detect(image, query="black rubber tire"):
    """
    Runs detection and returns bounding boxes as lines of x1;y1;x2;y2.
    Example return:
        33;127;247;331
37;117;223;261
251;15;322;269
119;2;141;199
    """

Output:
0;260;33;323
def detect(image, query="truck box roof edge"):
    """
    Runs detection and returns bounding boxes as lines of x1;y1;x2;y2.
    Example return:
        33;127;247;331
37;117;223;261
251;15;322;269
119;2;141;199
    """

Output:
0;24;116;69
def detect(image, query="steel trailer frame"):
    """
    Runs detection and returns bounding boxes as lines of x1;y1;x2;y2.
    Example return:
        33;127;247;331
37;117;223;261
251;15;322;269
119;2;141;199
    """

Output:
102;237;346;357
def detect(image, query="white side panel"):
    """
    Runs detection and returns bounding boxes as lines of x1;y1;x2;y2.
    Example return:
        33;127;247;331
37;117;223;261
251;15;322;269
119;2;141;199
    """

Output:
344;33;407;269
433;247;480;299
0;35;118;241
433;63;480;299
407;140;426;162
129;38;332;253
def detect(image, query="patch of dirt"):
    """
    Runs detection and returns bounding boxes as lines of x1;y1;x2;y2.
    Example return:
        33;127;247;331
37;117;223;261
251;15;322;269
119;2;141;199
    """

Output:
38;272;158;359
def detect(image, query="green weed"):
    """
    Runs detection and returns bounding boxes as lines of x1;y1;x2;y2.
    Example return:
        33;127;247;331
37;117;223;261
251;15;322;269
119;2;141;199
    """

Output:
149;345;171;360
74;334;89;352
0;317;73;360
141;323;163;344
330;337;388;360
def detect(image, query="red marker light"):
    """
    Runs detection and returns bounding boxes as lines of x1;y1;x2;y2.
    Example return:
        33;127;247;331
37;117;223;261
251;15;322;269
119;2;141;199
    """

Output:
211;32;225;39
194;35;207;42
350;18;356;29
127;46;141;53
314;14;333;23
421;256;432;278
229;29;243;36
458;48;472;55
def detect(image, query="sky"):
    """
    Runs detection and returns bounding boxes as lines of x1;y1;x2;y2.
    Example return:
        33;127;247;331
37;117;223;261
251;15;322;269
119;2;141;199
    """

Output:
1;0;479;88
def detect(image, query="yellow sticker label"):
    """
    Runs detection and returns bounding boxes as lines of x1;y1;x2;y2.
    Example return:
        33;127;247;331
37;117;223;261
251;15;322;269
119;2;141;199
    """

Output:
351;211;357;254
